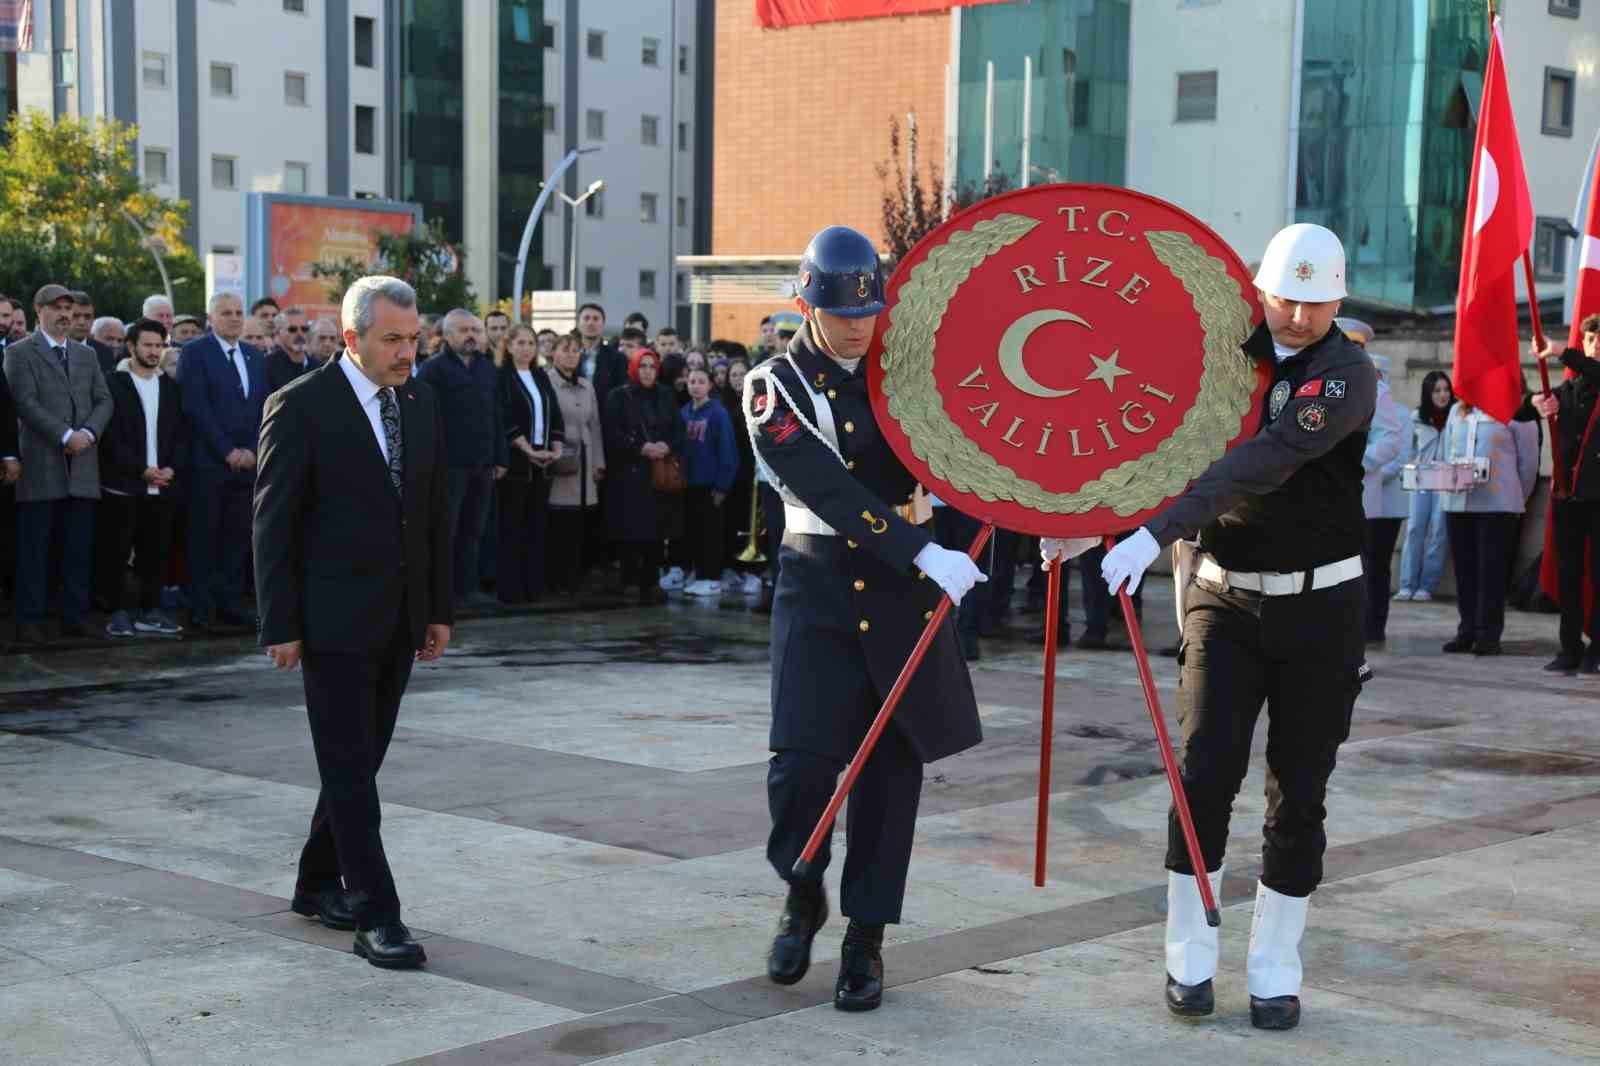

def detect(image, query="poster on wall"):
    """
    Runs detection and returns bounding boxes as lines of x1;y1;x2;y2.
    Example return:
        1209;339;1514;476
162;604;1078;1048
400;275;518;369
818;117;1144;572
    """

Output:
754;0;1008;29
245;194;422;321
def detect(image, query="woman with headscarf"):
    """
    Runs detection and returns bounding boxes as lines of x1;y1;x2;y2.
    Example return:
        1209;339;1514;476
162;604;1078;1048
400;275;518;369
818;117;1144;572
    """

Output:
494;323;564;604
545;331;606;595
604;348;686;603
1395;371;1454;602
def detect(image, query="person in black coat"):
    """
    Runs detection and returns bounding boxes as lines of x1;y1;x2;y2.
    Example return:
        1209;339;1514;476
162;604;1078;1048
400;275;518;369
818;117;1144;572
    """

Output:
494;324;565;604
96;317;189;635
604;348;685;604
254;277;453;970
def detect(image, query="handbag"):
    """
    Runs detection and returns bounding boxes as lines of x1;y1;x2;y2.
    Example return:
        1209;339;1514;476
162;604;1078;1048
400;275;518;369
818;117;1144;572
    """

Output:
651;453;687;494
550;436;581;478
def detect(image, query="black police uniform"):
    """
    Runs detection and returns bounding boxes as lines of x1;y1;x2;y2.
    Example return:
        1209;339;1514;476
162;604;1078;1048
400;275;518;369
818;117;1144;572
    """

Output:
1143;322;1376;899
749;321;982;923
1515;347;1600;665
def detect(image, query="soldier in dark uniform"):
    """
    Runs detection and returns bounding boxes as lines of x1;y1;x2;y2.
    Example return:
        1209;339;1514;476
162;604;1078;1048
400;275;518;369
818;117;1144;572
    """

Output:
1048;223;1376;1031
745;225;987;1013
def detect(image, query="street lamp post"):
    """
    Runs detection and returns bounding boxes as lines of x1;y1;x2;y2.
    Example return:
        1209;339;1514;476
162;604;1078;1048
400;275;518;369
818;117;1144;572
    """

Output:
510;146;602;323
543;178;606;293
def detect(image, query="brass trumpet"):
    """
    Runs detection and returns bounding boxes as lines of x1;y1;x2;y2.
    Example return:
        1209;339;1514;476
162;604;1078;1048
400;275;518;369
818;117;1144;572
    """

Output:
736;487;766;564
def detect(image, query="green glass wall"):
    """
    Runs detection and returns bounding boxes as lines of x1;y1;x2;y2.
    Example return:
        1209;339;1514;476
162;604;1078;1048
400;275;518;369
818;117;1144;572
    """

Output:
400;0;464;242
498;1;546;297
1295;0;1485;308
955;0;1129;191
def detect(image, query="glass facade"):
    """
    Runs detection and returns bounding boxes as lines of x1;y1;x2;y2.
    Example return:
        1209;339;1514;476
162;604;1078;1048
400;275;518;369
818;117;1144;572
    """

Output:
1295;0;1485;308
498;0;547;296
955;0;1129;192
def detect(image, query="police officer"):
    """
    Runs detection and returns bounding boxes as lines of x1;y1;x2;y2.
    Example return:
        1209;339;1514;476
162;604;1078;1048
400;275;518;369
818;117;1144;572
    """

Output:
1046;223;1376;1031
746;225;986;1012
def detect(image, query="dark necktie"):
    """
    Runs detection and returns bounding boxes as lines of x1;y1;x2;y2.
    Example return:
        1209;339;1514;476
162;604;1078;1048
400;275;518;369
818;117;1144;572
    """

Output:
52;345;66;373
378;387;404;498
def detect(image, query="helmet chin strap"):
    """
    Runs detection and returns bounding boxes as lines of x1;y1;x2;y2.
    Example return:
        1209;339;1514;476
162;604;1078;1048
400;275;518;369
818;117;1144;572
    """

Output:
804;308;859;365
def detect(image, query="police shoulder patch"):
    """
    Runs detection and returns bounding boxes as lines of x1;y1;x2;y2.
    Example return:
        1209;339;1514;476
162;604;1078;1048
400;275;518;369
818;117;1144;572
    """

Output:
1324;379;1347;399
1296;402;1329;433
1269;380;1292;420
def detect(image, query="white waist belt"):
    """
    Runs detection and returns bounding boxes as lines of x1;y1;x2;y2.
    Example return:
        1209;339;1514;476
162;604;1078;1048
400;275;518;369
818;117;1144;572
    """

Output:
784;494;933;538
1196;555;1362;596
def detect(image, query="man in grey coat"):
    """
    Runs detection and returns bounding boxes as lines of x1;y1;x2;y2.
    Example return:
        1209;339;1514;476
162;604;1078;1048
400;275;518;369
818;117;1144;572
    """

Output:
3;284;113;644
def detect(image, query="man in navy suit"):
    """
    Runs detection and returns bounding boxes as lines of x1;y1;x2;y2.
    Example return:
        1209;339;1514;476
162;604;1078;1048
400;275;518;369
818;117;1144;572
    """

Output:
180;292;267;631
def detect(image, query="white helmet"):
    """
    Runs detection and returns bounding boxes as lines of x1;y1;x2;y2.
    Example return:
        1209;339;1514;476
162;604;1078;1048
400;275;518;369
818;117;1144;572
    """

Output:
1252;223;1347;302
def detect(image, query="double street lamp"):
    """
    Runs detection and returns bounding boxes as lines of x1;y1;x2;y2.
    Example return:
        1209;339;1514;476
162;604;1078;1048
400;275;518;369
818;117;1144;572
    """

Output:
510;146;603;323
543;178;606;293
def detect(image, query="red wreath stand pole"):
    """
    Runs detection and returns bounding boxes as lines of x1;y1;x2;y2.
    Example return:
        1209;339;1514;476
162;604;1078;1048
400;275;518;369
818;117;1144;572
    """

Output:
792;524;995;878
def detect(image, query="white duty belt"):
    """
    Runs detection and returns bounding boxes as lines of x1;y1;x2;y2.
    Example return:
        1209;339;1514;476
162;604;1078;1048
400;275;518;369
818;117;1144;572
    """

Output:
784;491;933;538
1196;555;1362;596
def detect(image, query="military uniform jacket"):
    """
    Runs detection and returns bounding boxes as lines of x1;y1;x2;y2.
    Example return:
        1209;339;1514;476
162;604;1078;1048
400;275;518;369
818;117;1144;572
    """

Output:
1145;322;1377;572
747;324;981;764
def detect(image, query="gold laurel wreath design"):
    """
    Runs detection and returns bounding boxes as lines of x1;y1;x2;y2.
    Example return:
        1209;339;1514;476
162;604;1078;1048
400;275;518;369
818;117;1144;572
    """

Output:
880;213;1257;516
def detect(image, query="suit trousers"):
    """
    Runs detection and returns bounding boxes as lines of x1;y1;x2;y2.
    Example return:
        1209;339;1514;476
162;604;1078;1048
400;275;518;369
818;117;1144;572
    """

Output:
1553;498;1600;657
446;467;494;601
297;617;416;930
1169;577;1363;898
496;471;550;604
766;723;924;924
1445;512;1519;644
187;470;253;620
96;492;176;613
16;498;94;625
1362;518;1404;640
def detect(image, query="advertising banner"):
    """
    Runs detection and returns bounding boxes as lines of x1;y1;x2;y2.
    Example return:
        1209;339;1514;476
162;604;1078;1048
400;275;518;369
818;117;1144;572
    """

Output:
246;194;422;321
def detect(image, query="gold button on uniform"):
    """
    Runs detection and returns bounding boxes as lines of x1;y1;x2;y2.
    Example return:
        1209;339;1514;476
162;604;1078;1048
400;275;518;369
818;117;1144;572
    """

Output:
918;571;928;580
853;579;866;591
846;460;856;470
924;610;934;621
827;389;838;400
843;421;855;433
847;539;858;549
858;620;870;632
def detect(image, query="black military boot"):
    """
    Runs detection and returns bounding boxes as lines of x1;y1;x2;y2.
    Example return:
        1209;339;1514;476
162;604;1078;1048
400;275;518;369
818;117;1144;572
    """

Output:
767;882;827;985
1250;994;1301;1030
1165;974;1214;1017
834;920;885;1011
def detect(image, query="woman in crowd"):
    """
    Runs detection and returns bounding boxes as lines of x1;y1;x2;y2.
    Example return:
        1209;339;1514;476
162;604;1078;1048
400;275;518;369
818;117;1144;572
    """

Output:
495;324;564;604
605;348;686;604
1395;371;1455;602
546;331;606;595
1440;399;1539;656
711;359;730;393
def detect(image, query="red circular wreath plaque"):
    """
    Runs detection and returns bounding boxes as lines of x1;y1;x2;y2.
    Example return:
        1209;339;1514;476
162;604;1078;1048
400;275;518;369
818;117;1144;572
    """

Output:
870;184;1268;538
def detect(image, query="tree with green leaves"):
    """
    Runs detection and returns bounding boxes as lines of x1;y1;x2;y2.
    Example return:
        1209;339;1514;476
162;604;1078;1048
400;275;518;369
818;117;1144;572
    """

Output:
311;219;477;314
0;111;204;318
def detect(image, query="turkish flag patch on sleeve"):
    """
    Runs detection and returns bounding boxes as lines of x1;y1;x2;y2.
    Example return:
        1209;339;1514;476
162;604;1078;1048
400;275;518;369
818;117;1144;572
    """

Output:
1295;379;1323;398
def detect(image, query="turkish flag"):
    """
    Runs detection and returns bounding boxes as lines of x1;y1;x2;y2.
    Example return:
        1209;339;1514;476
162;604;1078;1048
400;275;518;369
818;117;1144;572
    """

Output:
1453;18;1535;425
1569;163;1600;351
755;0;1006;28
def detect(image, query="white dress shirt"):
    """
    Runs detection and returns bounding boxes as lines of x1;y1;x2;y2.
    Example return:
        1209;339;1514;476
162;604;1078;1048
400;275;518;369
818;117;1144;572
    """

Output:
516;367;545;446
339;354;391;464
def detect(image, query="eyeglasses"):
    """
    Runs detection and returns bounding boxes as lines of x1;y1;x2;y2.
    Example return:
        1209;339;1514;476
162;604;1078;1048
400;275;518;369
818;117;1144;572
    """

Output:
284;326;307;334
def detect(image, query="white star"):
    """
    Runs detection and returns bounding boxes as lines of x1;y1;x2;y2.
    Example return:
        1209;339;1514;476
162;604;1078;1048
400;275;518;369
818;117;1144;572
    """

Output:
1085;350;1132;393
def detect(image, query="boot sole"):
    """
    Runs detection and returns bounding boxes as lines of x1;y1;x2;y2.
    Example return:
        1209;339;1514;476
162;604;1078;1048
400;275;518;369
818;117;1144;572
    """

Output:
290;900;357;932
1165;1000;1214;1018
834;993;882;1012
353;941;426;969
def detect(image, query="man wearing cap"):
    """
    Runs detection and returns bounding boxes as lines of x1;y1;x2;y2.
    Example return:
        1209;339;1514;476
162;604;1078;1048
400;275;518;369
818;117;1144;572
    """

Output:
745;226;986;1013
3;284;114;644
1343;319;1409;645
1045;224;1376;1030
752;311;801;615
171;314;205;347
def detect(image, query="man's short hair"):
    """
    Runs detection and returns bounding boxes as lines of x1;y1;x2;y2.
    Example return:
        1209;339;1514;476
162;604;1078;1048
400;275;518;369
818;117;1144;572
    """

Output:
250;297;281;316
272;307;307;332
342;276;418;337
619;326;647;344
1583;313;1600;335
91;315;123;337
142;294;173;316
760;315;772;327
537;328;558;340
578;302;606;320
128;318;169;345
656;327;679;340
70;290;92;306
624;312;649;331
208;291;243;314
484;309;510;323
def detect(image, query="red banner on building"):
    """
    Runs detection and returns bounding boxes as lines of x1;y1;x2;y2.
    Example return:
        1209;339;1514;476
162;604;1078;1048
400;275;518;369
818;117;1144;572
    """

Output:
756;0;1008;29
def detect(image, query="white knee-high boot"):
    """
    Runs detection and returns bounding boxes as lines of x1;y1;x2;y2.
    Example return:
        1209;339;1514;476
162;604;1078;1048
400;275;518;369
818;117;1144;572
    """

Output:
1165;866;1225;985
1246;882;1308;999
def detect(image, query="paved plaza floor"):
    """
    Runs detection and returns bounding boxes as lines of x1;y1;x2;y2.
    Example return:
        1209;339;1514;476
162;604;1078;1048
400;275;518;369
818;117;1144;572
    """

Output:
1;577;1598;1064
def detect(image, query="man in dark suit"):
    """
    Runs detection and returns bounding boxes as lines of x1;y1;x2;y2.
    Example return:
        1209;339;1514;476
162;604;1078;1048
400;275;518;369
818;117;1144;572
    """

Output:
264;306;320;394
3;284;112;644
179;292;267;631
254;275;452;969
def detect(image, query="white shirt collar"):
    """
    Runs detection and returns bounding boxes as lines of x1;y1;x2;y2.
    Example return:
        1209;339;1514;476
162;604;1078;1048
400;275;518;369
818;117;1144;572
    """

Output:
1271;341;1302;363
338;352;385;406
37;329;67;349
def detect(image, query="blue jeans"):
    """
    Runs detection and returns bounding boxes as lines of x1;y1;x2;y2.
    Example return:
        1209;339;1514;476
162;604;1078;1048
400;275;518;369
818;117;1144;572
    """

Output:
1399;490;1449;593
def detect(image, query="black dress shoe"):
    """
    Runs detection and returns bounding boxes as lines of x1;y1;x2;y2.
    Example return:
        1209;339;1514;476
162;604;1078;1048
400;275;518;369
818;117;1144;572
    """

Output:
1165;973;1214;1017
353;924;426;969
1580;655;1600;676
1442;636;1475;654
767;883;827;986
1250;994;1300;1030
834;921;884;1012
1546;653;1582;674
1472;639;1502;657
292;886;357;931
1076;628;1110;651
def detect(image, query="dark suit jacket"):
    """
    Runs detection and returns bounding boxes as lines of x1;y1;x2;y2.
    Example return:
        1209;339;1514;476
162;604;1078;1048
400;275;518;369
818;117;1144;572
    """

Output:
101;369;189;497
265;347;321;396
587;344;629;423
178;334;268;477
253;355;453;655
497;362;565;482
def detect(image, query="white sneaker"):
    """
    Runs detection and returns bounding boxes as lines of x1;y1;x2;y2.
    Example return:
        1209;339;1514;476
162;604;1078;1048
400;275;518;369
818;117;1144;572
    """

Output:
1412;590;1433;603
683;579;722;597
659;566;686;591
721;571;744;592
742;573;763;596
1392;588;1413;602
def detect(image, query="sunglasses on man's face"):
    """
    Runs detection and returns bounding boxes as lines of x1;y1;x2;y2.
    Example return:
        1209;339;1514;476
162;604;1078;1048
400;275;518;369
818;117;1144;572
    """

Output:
284;326;308;334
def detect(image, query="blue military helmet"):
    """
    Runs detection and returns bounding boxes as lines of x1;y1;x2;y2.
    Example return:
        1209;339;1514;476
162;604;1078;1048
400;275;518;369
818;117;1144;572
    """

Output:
796;225;885;319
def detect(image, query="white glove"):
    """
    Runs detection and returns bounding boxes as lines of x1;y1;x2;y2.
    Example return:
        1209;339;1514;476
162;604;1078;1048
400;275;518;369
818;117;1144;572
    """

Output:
1040;536;1102;570
1101;527;1161;596
913;543;988;606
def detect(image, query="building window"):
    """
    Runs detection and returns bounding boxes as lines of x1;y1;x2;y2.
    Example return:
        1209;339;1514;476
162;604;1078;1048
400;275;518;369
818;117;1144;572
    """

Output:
285;162;309;194
284;71;307;106
642;37;660;66
355;105;377;154
212;245;238;256
585;189;605;218
585;267;603;294
677;121;689;151
354;16;376;67
676;272;688;302
1175;70;1218;123
542;21;557;49
511;5;534;42
1535;217;1571;281
143;148;169;185
542;103;557;132
210;62;236;98
283;0;305;11
641;114;659;146
142;52;168;90
1544;68;1576;137
678;45;689;74
640;270;657;300
676;196;687;227
1550;0;1581;16
211;155;237;190
586;30;604;59
640;192;658;224
586;108;605;141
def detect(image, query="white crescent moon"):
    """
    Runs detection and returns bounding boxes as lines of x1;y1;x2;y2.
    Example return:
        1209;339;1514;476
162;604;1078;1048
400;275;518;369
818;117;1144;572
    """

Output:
997;309;1088;399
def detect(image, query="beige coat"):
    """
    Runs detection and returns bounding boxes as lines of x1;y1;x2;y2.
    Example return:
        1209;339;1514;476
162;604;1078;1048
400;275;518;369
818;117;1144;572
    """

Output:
545;366;605;509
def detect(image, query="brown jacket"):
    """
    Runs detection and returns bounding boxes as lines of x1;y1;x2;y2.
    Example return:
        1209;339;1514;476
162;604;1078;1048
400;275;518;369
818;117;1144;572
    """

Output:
545;366;605;509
